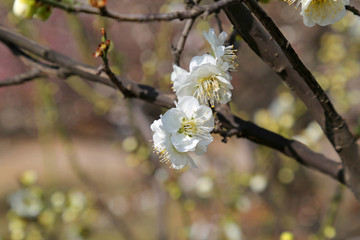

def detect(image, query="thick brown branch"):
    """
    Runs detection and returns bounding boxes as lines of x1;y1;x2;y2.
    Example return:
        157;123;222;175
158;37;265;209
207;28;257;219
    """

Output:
215;104;344;183
39;0;238;22
0;24;347;187
224;1;360;199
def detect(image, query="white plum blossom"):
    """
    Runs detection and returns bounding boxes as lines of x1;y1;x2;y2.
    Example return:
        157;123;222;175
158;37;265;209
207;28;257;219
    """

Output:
286;0;349;27
151;118;195;169
301;0;349;27
13;0;37;19
151;96;214;169
172;54;233;107
203;28;237;71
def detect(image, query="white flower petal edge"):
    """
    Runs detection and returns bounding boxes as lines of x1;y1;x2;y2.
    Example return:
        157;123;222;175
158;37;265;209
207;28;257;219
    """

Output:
203;28;237;71
172;54;233;107
300;0;349;27
151;97;214;169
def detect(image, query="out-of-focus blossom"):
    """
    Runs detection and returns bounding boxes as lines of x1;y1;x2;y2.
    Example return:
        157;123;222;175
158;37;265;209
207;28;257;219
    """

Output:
286;0;349;27
8;189;43;218
12;0;37;19
301;0;349;27
249;174;268;193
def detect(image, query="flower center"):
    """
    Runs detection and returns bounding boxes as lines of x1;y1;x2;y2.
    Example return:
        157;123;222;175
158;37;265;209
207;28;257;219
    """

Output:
194;75;220;107
179;117;213;142
179;118;197;137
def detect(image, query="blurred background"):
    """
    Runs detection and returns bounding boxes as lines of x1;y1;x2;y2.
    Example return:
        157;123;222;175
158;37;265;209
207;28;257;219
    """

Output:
0;0;360;239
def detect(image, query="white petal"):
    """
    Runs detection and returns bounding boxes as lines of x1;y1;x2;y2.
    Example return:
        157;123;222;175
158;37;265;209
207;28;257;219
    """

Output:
177;96;200;118
162;109;184;133
194;135;213;155
218;31;228;45
171;65;188;82
189;54;216;72
203;28;217;46
219;90;232;104
214;46;226;59
175;82;196;98
168;149;193;169
171;132;199;152
193;105;214;127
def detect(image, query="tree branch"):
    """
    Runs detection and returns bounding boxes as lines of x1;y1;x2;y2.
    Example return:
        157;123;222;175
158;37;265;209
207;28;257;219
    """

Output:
0;24;346;187
346;5;360;17
224;0;360;199
0;68;43;87
215;104;344;183
38;0;238;22
172;18;196;66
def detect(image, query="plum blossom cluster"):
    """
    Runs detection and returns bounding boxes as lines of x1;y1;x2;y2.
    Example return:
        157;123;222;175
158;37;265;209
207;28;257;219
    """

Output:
286;0;350;27
12;0;52;20
151;29;237;169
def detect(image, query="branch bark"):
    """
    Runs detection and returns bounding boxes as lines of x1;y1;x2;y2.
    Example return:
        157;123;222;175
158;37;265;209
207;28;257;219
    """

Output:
0;68;43;87
38;0;237;22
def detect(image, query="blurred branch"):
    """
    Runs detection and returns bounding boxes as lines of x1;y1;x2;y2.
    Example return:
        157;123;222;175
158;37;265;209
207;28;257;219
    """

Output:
58;121;135;240
224;1;360;199
172;18;196;66
0;24;347;187
317;185;344;240
38;0;238;22
346;5;360;17
0;68;43;87
214;12;223;33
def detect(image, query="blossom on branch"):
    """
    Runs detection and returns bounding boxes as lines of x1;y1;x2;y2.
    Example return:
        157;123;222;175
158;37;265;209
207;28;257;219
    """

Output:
203;28;237;71
301;0;349;27
12;0;52;20
286;0;349;27
172;54;233;107
151;96;214;169
13;0;37;19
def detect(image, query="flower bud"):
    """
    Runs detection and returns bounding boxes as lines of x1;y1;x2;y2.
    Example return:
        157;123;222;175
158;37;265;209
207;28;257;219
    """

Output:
34;4;52;21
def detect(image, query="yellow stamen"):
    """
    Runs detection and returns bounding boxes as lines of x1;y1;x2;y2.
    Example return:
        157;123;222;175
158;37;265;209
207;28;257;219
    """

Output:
193;75;221;107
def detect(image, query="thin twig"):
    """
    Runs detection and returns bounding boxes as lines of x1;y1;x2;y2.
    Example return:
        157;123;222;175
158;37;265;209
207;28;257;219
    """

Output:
58;126;135;240
346;5;360;16
172;18;196;66
0;68;43;87
38;0;238;22
215;12;223;33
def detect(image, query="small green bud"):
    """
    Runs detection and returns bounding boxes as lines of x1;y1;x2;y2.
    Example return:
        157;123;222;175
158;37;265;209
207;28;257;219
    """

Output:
34;5;52;21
